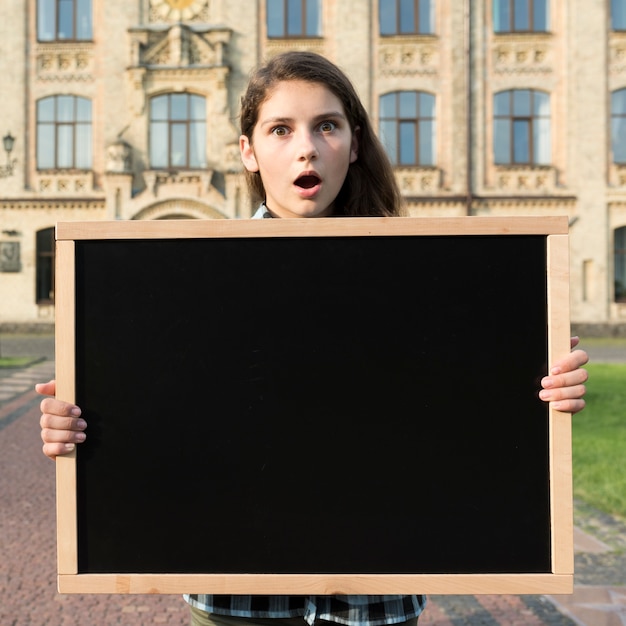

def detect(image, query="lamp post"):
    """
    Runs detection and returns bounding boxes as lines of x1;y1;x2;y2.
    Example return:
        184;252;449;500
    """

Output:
0;132;17;177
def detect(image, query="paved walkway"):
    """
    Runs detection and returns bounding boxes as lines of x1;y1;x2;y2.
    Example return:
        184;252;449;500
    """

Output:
1;334;625;625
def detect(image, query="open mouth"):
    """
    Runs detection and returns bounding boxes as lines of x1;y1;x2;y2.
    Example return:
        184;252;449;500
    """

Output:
295;174;321;189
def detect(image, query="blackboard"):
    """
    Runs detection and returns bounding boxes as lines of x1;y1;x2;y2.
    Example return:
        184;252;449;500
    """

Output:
54;216;573;595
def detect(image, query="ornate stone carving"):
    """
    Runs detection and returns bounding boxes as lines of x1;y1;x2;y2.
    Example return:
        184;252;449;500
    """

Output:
36;44;95;82
494;166;558;193
493;41;552;75
106;140;133;173
379;42;438;77
394;167;442;194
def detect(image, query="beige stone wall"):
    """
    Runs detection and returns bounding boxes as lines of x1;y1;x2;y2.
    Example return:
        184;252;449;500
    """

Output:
0;0;624;329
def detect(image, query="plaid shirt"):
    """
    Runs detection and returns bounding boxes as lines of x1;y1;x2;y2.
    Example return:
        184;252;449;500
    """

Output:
183;205;426;625
183;594;426;626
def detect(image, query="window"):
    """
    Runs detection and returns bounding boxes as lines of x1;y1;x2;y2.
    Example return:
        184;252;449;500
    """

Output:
267;0;322;37
612;0;626;30
149;93;207;169
36;228;55;304
380;0;434;35
379;91;436;166
493;89;550;165
612;89;626;164
616;227;626;303
493;0;549;33
37;0;92;41
37;95;92;170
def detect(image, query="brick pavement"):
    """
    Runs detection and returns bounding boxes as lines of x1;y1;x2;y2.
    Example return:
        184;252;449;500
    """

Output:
1;337;625;625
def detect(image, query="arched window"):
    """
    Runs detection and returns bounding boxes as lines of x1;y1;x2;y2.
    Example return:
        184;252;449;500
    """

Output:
616;227;626;303
611;89;626;164
379;91;436;166
149;93;207;169
379;0;435;35
37;0;92;41
36;228;55;304
493;89;550;165
494;0;549;33
36;95;92;170
267;0;322;37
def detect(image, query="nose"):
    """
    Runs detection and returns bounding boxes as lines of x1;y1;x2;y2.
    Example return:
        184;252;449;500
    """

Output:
296;130;319;161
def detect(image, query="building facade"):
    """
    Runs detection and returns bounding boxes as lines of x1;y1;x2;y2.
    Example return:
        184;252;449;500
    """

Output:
0;0;625;333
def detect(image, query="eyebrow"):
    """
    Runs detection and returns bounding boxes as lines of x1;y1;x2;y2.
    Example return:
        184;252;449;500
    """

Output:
259;111;348;128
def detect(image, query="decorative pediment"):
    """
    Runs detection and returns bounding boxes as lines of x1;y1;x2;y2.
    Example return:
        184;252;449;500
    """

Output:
131;24;230;68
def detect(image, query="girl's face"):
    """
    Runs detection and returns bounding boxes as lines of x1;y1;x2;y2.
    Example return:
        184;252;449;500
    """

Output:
240;80;359;218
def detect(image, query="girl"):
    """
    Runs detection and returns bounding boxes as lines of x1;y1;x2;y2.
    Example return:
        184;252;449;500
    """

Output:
38;51;589;626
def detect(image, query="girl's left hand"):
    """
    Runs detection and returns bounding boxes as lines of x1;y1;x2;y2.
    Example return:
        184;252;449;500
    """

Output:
539;337;589;414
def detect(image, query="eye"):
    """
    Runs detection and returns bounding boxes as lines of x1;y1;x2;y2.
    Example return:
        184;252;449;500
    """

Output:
319;121;337;132
271;126;289;137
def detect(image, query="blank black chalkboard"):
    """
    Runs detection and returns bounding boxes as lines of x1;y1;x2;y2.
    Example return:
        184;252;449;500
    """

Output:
55;217;573;594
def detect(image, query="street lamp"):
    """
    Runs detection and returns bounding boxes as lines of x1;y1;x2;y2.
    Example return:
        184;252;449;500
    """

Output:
0;132;17;177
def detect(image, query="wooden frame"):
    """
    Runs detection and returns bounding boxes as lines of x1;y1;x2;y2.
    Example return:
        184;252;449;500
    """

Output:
55;216;573;595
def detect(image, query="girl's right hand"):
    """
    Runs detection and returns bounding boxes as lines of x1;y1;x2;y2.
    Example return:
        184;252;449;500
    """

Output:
36;380;87;459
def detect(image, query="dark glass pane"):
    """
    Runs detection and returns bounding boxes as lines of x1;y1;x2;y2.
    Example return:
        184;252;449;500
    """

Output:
267;0;285;36
380;93;397;118
57;125;74;168
512;90;531;116
38;97;56;122
494;91;510;116
420;93;436;118
151;95;169;121
399;121;416;164
612;118;626;163
380;0;397;35
150;122;168;168
37;0;55;40
170;94;188;121
37;125;55;169
400;0;416;34
533;0;548;31
287;0;303;35
306;0;321;35
494;0;510;32
494;118;511;164
379;120;398;164
58;0;74;39
613;89;626;115
612;0;626;30
170;123;187;166
399;91;417;117
57;96;75;123
419;119;434;165
513;0;530;30
513;119;530;163
419;0;434;33
615;227;626;301
77;0;92;39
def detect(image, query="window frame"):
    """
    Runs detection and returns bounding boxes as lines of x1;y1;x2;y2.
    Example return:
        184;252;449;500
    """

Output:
379;90;436;167
493;89;551;166
37;0;93;42
379;0;435;36
611;89;626;165
266;0;322;39
36;95;93;171
493;0;549;34
149;93;207;171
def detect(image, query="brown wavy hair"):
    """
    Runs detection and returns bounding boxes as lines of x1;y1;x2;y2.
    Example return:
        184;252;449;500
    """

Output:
240;51;404;217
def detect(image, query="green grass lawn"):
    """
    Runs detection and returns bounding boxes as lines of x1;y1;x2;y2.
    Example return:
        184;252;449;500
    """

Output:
0;356;38;368
573;362;626;520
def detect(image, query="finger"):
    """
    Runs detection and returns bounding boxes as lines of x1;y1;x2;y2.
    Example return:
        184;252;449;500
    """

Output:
39;412;87;433
541;367;589;393
570;336;580;350
40;425;86;445
39;397;81;419
549;349;589;375
35;379;56;396
549;397;586;414
42;441;78;460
